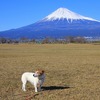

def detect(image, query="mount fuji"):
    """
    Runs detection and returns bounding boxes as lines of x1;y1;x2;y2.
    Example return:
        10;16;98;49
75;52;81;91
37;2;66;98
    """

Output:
0;7;100;39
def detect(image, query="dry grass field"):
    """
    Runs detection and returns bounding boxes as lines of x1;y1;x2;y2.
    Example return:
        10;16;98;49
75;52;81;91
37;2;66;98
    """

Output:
0;43;100;100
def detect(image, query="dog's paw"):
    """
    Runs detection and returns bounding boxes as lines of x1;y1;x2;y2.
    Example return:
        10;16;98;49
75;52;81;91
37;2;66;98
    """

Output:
22;89;26;91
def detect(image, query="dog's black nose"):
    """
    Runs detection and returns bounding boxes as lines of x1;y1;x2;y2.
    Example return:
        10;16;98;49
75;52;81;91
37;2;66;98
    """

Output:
33;74;37;77
33;74;35;77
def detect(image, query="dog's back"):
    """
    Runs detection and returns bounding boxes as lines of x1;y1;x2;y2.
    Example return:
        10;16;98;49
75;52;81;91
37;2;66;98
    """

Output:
21;72;39;85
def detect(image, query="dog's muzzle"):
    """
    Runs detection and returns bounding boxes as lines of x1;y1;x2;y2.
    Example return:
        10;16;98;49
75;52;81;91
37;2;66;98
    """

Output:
33;73;38;77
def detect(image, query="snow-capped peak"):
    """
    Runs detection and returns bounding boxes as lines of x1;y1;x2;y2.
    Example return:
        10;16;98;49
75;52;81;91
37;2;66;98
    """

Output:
44;7;99;22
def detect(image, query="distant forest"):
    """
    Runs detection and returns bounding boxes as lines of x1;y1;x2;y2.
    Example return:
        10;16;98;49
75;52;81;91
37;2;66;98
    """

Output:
0;36;100;44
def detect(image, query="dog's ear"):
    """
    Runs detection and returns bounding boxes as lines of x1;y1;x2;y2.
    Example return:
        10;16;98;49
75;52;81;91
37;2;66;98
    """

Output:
42;70;45;73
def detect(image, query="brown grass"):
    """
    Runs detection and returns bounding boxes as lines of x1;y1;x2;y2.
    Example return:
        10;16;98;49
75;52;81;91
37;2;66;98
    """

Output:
0;43;100;100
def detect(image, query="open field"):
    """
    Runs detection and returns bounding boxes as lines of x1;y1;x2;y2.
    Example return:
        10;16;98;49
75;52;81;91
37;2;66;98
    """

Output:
0;43;100;100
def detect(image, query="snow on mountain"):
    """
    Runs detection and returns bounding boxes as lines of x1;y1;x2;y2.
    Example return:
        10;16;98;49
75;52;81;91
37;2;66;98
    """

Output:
44;8;99;22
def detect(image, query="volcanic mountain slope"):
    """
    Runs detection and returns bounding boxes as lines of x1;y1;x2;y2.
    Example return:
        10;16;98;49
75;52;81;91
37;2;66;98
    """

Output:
0;8;100;39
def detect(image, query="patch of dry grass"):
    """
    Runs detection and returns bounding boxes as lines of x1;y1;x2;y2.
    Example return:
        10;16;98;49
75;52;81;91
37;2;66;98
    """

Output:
0;43;100;100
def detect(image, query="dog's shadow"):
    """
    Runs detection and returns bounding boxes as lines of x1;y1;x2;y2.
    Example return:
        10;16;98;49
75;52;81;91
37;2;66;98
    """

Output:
41;85;70;91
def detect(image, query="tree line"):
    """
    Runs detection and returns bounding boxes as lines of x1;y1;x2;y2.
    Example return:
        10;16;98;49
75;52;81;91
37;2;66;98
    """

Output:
0;36;95;44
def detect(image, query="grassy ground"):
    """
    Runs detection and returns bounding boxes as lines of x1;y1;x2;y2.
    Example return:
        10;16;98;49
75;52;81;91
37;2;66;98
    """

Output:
0;43;100;100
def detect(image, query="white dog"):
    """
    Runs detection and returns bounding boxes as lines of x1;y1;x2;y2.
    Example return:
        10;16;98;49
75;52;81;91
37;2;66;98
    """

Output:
21;70;45;92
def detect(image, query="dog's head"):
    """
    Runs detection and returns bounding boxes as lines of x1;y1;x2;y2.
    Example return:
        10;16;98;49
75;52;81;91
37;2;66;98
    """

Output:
34;69;45;77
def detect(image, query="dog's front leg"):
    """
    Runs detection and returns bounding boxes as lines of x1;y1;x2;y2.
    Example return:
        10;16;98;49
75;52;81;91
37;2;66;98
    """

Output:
34;85;38;92
38;85;41;92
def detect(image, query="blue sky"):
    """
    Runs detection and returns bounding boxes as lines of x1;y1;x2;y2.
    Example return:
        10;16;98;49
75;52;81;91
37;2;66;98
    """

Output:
0;0;100;31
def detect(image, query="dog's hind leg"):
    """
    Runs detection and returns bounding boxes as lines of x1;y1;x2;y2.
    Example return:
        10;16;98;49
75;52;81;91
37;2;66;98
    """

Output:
21;77;27;91
22;83;26;91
